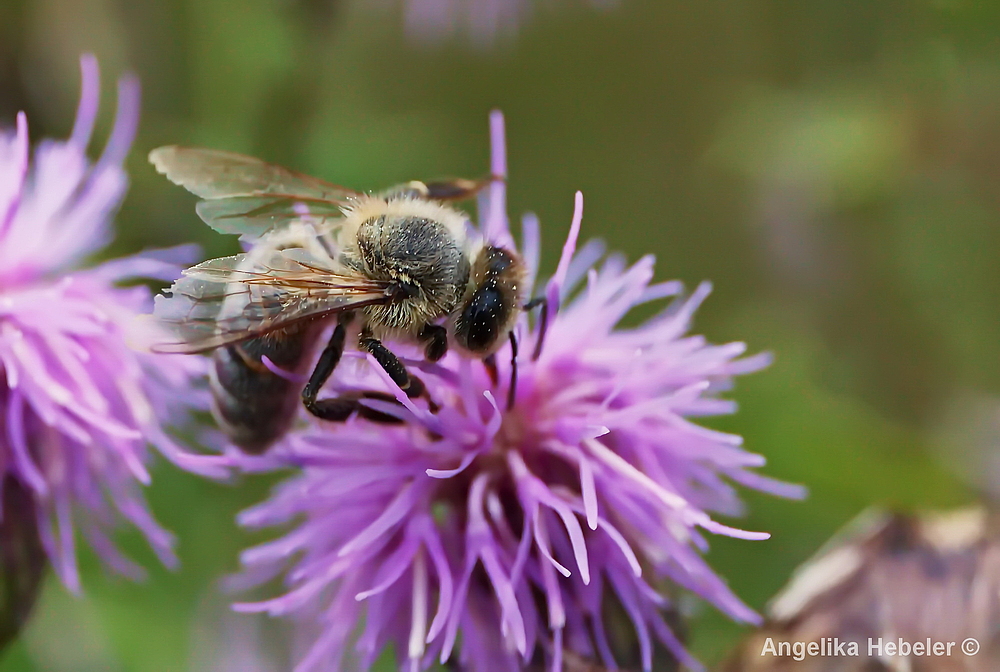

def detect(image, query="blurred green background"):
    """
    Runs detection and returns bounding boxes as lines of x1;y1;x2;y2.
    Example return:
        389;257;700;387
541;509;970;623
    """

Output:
2;0;998;669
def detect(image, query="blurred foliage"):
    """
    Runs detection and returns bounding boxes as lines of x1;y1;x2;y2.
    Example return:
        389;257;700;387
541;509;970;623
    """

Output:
3;0;1000;669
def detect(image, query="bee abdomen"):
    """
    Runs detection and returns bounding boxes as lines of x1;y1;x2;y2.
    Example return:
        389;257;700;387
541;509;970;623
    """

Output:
209;332;313;454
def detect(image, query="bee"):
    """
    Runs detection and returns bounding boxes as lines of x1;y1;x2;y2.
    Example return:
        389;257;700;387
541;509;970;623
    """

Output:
149;147;543;454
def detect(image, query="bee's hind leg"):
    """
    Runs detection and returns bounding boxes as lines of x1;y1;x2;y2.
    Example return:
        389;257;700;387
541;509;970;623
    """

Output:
383;177;499;202
480;333;519;410
421;178;494;202
301;315;349;415
301;315;406;425
305;391;406;425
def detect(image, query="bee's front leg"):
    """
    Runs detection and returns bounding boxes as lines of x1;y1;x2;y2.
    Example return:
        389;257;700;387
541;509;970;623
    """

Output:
418;323;448;362
506;330;519;410
479;332;519;410
523;296;548;360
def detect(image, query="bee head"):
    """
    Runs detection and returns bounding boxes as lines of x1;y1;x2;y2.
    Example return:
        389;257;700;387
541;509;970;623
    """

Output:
453;246;524;357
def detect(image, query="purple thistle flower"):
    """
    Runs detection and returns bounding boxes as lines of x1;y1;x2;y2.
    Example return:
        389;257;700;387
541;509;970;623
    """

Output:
0;55;224;593
228;112;804;672
399;0;618;47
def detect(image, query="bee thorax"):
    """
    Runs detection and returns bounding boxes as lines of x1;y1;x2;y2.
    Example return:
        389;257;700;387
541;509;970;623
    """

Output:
347;210;471;332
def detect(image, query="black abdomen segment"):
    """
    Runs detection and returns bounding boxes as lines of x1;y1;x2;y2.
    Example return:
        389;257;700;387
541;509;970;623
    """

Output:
210;331;314;454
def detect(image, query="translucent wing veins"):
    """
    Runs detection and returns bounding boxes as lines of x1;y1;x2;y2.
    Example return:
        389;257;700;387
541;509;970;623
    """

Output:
149;146;362;239
152;249;391;354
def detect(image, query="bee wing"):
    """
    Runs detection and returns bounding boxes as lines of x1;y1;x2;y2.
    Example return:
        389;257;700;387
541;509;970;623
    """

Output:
149;146;362;239
192;196;347;238
151;248;390;354
148;146;359;200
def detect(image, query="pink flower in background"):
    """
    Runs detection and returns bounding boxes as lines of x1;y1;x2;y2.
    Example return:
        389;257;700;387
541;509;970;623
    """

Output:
401;0;618;46
227;112;804;672
0;55;224;592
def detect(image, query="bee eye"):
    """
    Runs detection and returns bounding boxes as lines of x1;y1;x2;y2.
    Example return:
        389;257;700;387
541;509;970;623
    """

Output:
456;286;504;354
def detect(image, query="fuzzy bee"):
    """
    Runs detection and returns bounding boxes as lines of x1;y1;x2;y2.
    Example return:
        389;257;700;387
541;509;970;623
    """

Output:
718;507;1000;672
149;147;540;454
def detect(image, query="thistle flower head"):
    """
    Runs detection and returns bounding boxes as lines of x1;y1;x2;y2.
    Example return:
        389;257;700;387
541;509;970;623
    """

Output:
0;55;222;592
230;112;803;672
